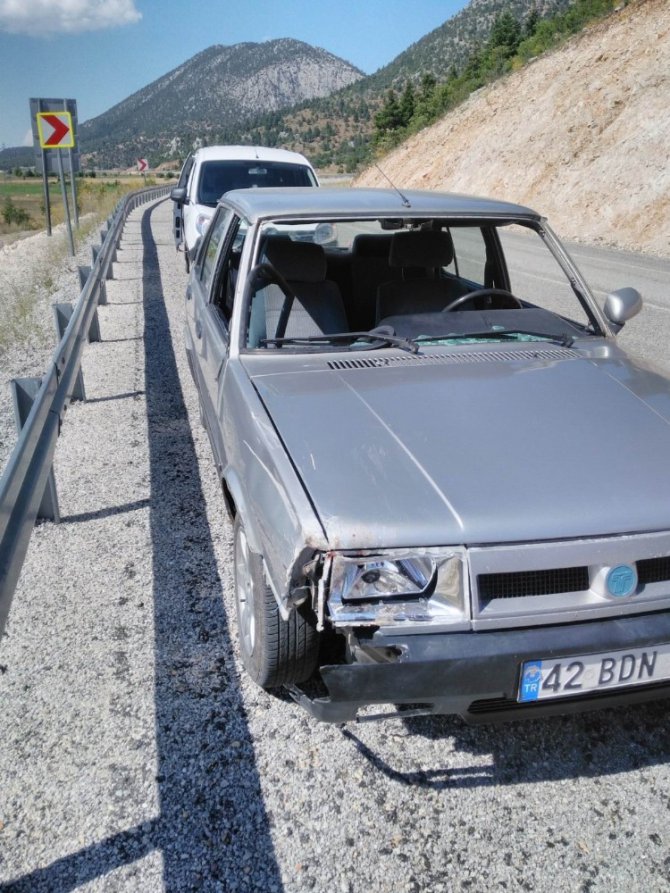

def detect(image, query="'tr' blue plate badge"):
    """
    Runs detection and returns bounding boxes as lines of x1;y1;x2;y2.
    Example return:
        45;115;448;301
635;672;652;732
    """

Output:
519;660;543;702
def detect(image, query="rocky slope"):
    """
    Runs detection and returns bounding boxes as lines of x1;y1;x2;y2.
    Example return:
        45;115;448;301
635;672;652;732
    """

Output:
355;0;670;257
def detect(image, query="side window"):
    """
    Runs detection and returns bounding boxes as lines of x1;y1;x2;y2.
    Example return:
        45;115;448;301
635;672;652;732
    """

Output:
449;227;488;287
177;154;194;190
200;208;232;293
211;217;250;322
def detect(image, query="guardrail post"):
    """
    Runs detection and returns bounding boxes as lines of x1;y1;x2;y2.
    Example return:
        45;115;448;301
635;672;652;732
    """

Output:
77;267;101;343
10;379;60;522
106;245;117;274
53;305;86;402
91;245;107;305
77;266;90;290
87;308;101;343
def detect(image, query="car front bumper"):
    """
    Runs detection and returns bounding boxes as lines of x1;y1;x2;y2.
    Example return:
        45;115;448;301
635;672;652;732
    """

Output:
288;610;670;723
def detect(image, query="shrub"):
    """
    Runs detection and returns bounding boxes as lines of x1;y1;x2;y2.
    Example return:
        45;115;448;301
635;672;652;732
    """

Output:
2;196;32;227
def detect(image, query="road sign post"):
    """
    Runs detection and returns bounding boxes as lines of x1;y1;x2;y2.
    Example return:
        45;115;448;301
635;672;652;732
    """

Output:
55;150;75;256
137;158;148;186
69;149;79;229
30;99;79;247
34;99;52;235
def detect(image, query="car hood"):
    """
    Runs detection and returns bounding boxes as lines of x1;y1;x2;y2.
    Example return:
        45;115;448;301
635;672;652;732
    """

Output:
248;348;670;548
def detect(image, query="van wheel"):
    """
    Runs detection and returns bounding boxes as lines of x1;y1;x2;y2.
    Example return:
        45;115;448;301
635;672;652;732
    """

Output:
233;517;319;688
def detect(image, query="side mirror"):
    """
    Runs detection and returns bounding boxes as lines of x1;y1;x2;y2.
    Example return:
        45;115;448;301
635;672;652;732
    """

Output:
603;287;643;332
170;186;187;204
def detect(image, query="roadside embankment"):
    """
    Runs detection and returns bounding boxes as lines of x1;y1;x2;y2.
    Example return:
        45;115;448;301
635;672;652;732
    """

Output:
355;0;670;258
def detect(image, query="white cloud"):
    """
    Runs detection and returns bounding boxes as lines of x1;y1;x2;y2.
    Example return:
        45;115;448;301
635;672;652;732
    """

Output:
0;0;142;37
22;128;33;146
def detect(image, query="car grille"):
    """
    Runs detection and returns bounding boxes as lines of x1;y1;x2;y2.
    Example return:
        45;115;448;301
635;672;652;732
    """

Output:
638;556;670;585
478;559;670;604
478;566;590;602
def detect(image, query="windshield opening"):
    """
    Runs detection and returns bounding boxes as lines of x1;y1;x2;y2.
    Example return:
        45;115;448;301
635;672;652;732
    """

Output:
243;217;602;352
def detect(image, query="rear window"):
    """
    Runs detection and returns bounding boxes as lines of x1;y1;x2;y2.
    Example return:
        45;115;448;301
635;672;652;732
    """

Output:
197;161;316;206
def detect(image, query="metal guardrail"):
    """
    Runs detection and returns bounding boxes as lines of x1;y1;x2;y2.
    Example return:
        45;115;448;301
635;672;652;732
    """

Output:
0;185;170;640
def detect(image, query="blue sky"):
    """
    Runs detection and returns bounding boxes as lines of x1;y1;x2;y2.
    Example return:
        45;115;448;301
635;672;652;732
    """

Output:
0;0;467;149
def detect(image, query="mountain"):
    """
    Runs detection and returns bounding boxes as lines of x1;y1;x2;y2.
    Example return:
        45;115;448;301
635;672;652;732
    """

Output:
355;0;570;92
355;0;670;257
0;0;597;173
213;0;572;170
77;39;363;168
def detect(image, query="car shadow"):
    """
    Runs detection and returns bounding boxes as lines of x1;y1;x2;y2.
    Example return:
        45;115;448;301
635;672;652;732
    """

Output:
340;698;670;790
0;202;283;893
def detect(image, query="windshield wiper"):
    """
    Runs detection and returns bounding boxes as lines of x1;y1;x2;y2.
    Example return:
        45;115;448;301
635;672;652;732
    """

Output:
260;331;419;354
416;329;576;348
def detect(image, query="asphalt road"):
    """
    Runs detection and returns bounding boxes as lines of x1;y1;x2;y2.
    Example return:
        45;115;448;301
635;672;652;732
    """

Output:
0;200;669;893
501;229;670;373
567;238;670;375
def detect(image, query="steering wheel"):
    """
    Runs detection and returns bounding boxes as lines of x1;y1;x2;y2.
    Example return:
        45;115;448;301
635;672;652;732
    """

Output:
443;288;523;311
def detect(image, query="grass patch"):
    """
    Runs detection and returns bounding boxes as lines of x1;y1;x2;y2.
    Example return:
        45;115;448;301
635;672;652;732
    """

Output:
0;174;153;236
0;182;45;196
0;177;155;357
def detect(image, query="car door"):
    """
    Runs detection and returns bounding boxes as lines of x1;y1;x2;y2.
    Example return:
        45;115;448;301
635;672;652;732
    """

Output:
188;206;233;423
190;208;249;466
172;153;194;247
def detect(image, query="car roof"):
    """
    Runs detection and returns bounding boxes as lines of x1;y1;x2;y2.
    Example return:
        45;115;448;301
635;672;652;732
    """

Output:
193;145;314;167
219;187;542;222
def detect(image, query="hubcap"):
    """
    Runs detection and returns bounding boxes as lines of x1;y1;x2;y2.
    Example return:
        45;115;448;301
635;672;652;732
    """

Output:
235;527;256;656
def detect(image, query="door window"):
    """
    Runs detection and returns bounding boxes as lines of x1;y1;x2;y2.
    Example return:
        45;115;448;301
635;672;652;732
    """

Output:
210;217;250;322
177;154;194;190
200;208;233;293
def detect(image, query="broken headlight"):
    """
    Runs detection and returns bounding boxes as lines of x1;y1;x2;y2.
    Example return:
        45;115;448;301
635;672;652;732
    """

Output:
328;551;468;628
338;557;433;602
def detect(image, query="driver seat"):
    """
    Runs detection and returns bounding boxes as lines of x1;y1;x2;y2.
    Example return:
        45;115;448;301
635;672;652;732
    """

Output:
249;239;348;347
376;230;468;323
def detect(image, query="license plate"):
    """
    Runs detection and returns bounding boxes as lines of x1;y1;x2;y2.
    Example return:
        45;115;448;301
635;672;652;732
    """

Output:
518;643;670;702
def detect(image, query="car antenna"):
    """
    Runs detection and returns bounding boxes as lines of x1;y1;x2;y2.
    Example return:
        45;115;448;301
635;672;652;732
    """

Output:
375;164;411;209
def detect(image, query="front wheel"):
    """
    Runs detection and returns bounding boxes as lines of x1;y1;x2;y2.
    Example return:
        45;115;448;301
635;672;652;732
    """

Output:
233;517;319;688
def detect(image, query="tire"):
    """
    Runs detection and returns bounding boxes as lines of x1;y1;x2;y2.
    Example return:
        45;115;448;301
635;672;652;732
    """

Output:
184;249;190;273
233;516;319;688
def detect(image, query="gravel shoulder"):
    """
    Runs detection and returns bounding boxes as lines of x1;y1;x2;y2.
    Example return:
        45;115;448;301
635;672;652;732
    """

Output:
1;200;669;893
0;216;102;478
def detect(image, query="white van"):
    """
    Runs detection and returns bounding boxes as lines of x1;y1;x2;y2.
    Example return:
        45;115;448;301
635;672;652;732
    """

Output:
170;145;319;269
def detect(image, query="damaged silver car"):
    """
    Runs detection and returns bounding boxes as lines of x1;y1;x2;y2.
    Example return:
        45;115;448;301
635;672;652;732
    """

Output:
183;186;670;722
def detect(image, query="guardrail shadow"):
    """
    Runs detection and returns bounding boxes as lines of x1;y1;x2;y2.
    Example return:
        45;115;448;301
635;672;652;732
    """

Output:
140;203;282;891
1;203;282;892
341;698;670;791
